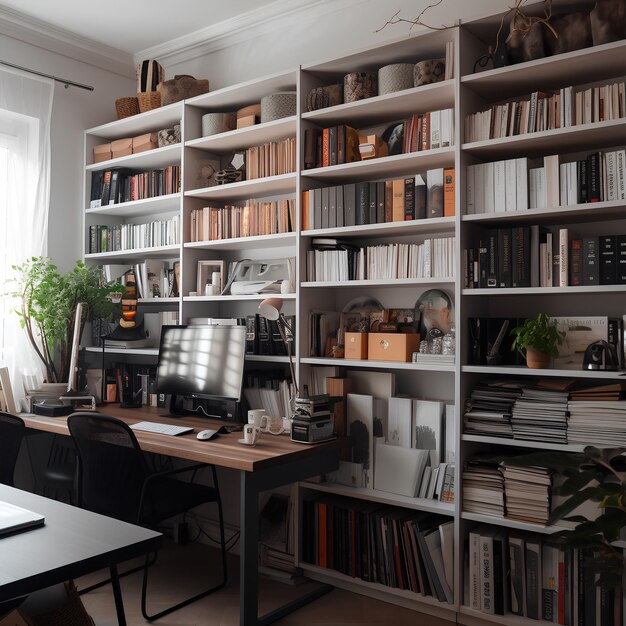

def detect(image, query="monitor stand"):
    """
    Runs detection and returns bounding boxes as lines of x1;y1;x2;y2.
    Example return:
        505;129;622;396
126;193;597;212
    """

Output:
167;395;244;423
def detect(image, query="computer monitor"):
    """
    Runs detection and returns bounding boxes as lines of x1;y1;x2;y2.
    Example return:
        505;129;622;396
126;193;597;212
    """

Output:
156;325;246;417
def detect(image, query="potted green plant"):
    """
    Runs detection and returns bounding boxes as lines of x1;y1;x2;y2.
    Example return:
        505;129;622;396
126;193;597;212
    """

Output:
12;257;122;384
510;312;564;369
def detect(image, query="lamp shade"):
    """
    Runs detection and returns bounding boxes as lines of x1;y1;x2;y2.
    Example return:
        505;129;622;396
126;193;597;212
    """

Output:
258;298;283;321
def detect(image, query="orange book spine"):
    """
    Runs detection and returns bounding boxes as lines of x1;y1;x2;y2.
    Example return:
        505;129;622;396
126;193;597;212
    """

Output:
322;128;330;167
421;112;430;151
444;167;456;217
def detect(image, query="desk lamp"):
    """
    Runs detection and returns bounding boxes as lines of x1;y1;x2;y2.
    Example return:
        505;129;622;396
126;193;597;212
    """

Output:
258;298;298;396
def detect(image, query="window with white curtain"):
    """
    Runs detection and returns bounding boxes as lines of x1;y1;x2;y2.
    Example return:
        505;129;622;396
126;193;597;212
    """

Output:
0;68;53;406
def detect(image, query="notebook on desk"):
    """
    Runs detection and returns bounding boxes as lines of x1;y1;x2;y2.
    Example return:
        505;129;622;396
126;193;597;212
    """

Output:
0;500;45;536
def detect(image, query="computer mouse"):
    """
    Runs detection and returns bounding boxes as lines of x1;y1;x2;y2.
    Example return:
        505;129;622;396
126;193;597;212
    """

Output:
196;429;219;441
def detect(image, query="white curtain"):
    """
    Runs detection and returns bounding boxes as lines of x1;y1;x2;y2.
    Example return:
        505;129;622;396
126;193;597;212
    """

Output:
0;67;54;408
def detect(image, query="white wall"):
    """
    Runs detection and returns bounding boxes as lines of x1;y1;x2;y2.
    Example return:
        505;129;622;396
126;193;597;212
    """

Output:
164;0;511;88
0;33;135;271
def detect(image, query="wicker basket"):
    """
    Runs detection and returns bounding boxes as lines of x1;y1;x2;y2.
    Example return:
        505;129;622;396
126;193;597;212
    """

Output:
115;96;139;120
137;91;161;113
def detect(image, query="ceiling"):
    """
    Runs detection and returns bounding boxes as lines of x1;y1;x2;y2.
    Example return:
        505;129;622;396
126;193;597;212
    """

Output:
0;0;279;54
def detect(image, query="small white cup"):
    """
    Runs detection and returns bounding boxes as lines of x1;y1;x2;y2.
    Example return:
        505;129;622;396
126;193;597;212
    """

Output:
248;409;268;430
243;423;261;445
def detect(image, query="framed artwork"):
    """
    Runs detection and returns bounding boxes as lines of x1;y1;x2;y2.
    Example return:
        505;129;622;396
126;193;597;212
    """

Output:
197;260;225;296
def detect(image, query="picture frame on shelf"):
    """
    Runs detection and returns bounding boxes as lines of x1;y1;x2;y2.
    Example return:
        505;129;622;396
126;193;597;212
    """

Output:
196;260;225;296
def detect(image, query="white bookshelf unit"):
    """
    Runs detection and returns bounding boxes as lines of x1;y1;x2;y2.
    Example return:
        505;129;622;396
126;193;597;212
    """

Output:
81;6;626;624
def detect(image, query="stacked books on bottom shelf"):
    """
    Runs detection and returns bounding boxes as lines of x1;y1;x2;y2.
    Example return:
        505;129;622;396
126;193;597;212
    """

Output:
302;495;453;603
466;527;623;625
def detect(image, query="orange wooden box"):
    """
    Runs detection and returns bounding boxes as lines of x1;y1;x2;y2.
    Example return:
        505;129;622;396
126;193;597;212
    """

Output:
111;137;132;159
344;332;368;360
367;332;420;362
93;142;112;163
132;132;158;153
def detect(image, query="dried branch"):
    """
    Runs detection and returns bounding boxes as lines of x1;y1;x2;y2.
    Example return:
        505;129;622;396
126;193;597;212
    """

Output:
376;0;453;33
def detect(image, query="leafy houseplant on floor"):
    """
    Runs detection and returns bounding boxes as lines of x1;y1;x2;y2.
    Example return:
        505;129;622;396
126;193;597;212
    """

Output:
510;313;565;369
12;257;121;384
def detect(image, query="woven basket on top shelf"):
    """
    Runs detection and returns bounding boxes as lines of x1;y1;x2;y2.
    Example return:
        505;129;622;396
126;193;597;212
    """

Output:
115;96;139;119
137;91;161;113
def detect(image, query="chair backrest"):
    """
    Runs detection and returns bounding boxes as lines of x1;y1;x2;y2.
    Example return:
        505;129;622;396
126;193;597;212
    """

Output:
68;413;149;523
0;412;25;486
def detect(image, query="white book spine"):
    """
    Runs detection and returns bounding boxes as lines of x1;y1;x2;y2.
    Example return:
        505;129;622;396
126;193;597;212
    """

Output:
430;110;441;150
475;163;485;214
441;108;452;147
566;161;578;206
606;150;616;201
618;149;626;200
537;167;547;209
547;232;553;287
559;163;567;206
505;159;517;212
466;164;475;215
493;160;506;211
484;162;495;213
516;158;529;210
559;228;569;287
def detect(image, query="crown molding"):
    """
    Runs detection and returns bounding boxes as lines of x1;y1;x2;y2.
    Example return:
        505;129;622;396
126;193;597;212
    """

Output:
134;0;366;68
0;6;134;79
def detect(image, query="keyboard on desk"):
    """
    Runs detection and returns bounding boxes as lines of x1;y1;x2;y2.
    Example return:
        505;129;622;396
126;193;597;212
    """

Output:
130;421;194;436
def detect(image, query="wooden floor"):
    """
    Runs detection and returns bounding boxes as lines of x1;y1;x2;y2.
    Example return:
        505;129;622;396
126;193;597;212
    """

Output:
78;540;455;626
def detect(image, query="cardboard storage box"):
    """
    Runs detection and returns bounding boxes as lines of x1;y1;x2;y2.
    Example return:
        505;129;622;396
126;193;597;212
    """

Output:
111;137;132;159
93;142;112;163
345;332;368;360
132;132;158;153
236;114;257;129
367;332;420;362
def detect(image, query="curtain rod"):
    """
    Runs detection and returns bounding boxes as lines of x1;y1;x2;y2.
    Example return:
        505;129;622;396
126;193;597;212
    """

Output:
0;60;94;91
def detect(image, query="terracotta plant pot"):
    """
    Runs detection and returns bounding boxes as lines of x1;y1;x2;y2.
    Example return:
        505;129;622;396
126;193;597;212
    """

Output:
526;347;551;369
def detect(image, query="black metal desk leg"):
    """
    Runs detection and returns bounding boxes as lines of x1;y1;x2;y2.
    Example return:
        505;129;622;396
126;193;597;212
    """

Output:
109;565;127;626
240;471;259;626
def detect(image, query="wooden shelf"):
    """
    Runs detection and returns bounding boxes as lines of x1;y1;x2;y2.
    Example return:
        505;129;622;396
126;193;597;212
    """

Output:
186;116;296;153
86;144;181;172
301;278;454;288
302;80;454;126
302;148;454;183
85;193;181;218
462;285;626;296
462;365;626;379
84;245;179;261
299;481;454;515
301;357;455;372
462;199;626;225
461;434;585;453
462;118;626;159
302;217;455;238
184;172;296;201
184;232;296;251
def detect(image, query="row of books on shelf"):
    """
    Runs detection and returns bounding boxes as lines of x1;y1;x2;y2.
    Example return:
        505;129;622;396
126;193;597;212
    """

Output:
244;137;296;180
245;314;295;356
188;199;295;242
465;527;622;625
301;168;455;231
467;149;626;215
307;236;455;282
95;365;167;406
102;261;180;299
89;166;180;209
302;495;454;602
464;376;626;447
88;216;180;254
463;227;626;289
465;79;626;143
242;370;294;422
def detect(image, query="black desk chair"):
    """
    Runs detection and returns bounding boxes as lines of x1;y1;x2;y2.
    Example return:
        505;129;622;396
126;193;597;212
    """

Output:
0;412;25;486
37;435;77;504
67;412;227;622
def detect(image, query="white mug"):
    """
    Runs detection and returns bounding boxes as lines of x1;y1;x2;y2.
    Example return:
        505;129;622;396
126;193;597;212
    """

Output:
243;423;261;445
248;409;268;430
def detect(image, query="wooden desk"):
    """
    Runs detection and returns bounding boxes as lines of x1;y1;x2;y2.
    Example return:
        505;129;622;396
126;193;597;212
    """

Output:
21;406;340;626
0;484;161;626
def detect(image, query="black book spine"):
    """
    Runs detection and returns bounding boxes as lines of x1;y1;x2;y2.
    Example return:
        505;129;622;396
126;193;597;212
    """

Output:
321;186;330;229
478;240;488;289
487;230;499;288
582;237;599;286
344;183;356;226
403;177;415;220
329;126;338;166
608;318;620;362
245;314;258;354
587;152;601;202
356;182;369;225
493;538;504;615
600;235;617;284
617;234;626;283
368;182;377;224
328;185;337;229
257;316;273;355
337;125;346;165
269;319;287;356
569;238;583;286
89;225;97;254
376;181;385;223
316;133;322;168
468;247;475;288
578;159;588;203
336;184;345;228
415;182;426;219
498;228;512;288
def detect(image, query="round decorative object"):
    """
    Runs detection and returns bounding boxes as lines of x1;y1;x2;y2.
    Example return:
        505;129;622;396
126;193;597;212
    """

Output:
413;58;446;87
157;124;181;148
306;84;343;111
343;72;377;103
378;63;414;95
201;112;236;137
237;103;261;119
261;92;297;123
414;289;454;343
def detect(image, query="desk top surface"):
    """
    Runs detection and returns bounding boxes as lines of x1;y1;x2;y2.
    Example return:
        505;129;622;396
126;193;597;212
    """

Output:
20;405;341;472
0;484;160;601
